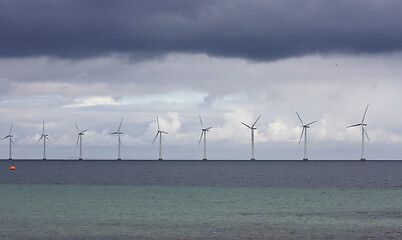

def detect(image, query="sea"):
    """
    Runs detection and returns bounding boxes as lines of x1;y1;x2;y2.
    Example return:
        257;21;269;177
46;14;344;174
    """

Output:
0;160;401;240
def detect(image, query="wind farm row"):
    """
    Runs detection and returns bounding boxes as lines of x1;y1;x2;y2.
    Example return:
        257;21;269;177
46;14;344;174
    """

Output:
2;105;371;161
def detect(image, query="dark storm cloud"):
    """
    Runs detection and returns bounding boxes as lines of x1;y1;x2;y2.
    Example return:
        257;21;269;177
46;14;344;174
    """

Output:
1;0;402;61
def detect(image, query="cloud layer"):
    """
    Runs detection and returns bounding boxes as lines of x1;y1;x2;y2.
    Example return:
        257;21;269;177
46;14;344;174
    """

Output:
1;0;402;61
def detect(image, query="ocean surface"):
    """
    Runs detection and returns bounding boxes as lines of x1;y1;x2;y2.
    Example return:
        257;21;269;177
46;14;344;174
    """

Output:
0;160;401;239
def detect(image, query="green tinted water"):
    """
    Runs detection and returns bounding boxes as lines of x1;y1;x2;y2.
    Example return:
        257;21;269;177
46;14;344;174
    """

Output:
1;184;401;239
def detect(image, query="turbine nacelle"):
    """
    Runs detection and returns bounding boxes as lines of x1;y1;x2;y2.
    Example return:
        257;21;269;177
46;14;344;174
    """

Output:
79;130;87;135
201;127;212;132
241;114;261;131
2;134;13;139
37;134;49;143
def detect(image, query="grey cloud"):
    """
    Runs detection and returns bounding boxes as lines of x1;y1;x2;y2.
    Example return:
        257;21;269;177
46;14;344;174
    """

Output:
1;0;402;61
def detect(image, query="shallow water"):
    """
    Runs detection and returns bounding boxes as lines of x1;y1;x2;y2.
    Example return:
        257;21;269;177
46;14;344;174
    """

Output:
1;160;401;239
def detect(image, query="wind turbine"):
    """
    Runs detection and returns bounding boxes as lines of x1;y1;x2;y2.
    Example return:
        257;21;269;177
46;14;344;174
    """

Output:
347;104;370;161
198;116;212;160
2;123;14;160
110;118;123;160
152;116;168;160
75;123;87;160
296;112;318;161
241;115;261;160
37;121;49;160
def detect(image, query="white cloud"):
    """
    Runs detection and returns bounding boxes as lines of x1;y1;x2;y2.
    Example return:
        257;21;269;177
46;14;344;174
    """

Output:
63;96;122;108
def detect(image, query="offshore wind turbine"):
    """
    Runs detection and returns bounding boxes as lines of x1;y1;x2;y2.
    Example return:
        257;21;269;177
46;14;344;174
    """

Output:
75;123;87;160
110;118;123;160
241;115;261;160
152;116;168;160
2;123;14;160
198;116;212;160
296;112;318;161
37;121;49;160
347;104;370;161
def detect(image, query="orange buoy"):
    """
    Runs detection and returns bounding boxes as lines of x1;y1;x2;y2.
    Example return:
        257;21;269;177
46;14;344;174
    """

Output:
10;166;16;170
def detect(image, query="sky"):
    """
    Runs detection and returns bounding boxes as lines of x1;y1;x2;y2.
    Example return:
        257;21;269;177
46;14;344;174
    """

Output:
1;0;402;160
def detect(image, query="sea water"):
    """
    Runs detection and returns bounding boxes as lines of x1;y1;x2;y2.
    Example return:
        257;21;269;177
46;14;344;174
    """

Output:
0;160;401;239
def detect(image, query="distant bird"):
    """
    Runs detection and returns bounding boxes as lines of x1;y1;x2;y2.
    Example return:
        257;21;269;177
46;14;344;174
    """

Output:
347;104;370;161
2;123;14;160
152;116;168;160
37;121;49;160
296;112;318;161
198;116;212;160
241;115;261;160
110;118;123;160
75;123;87;160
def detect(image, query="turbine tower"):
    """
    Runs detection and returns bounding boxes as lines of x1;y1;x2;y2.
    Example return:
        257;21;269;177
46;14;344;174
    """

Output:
296;112;318;161
37;121;49;160
152;116;168;160
347;104;370;161
241;115;261;160
2;123;14;160
75;123;87;160
110;118;123;160
198;116;212;160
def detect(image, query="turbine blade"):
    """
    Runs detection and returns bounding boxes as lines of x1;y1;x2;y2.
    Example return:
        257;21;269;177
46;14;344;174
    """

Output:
45;136;49;141
75;122;79;132
296;112;304;125
364;128;370;141
118;118;123;132
152;132;160;144
299;127;305;145
156;116;160;131
306;120;318;126
9;123;13;135
80;129;87;134
252;114;262;128
110;132;118;135
37;135;44;143
1;136;8;140
76;136;79;148
205;127;212;130
199;116;203;128
42;120;45;134
241;122;251;129
198;131;204;146
362;104;369;123
11;138;14;145
161;131;168;134
347;123;361;128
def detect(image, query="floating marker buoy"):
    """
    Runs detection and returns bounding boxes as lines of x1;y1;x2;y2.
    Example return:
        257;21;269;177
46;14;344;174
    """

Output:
10;165;16;170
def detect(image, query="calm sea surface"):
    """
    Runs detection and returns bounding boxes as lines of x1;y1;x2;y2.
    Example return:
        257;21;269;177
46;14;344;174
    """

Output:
0;160;401;239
